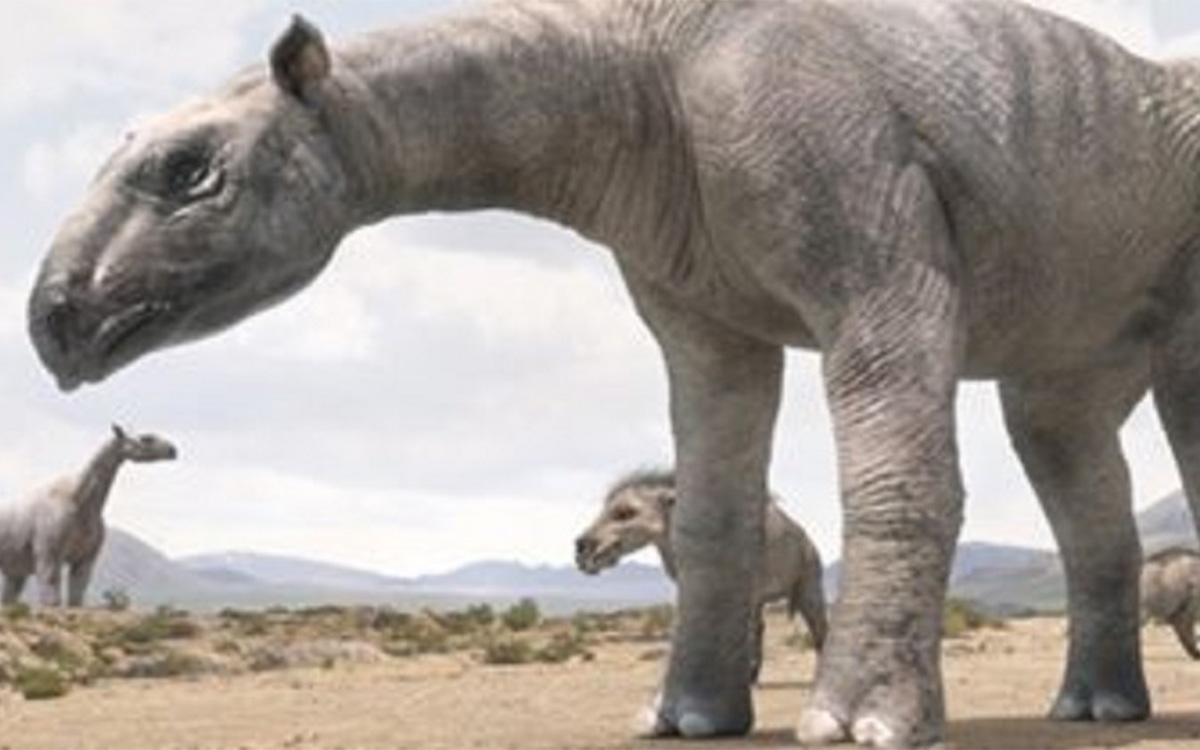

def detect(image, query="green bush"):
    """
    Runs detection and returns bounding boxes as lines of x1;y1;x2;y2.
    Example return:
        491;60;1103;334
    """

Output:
943;598;1004;638
501;598;540;632
15;667;69;700
114;607;200;645
464;603;496;628
535;631;591;664
639;605;673;640
482;636;533;665
3;602;31;621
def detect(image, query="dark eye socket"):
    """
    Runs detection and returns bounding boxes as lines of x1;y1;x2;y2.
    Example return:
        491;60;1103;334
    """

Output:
163;147;223;199
131;141;223;202
611;506;638;522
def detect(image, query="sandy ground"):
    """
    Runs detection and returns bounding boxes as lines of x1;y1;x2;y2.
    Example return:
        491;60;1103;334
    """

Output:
2;617;1200;750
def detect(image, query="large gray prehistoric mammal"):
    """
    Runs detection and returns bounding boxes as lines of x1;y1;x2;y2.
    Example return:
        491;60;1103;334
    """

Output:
576;469;828;682
0;426;176;607
25;0;1200;745
1141;547;1200;660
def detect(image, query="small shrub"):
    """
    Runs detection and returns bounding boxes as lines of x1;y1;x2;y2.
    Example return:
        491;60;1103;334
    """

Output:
219;609;270;636
101;588;131;612
943;598;1004;638
3;602;31;621
482;636;533;665
387;615;448;655
369;608;412;632
535;631;591;664
464;604;495;628
115;607;200;645
15;666;69;700
639;605;673;640
501;598;540;632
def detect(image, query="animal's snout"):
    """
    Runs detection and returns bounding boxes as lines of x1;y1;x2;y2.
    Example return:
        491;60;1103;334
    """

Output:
575;535;597;560
28;278;95;391
30;285;82;361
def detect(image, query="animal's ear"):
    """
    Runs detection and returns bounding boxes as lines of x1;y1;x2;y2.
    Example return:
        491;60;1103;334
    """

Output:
111;423;127;441
270;15;331;100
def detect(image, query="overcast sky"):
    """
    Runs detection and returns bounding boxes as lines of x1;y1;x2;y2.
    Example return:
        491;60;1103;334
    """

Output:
0;0;1193;577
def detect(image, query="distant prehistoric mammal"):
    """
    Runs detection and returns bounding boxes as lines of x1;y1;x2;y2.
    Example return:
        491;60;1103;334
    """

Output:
575;469;828;681
1141;547;1200;660
29;0;1200;745
0;426;176;607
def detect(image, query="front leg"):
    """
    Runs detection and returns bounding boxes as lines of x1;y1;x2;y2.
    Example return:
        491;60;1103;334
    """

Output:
791;163;965;750
67;556;97;607
1000;364;1150;722
35;556;63;608
627;276;784;738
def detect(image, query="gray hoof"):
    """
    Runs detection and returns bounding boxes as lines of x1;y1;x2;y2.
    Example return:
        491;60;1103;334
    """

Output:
1050;688;1150;722
648;691;753;738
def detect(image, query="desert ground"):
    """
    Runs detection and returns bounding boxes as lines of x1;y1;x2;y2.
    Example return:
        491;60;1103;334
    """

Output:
2;608;1200;750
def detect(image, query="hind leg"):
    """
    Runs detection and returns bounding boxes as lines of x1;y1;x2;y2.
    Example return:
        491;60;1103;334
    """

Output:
1169;604;1200;660
796;584;828;652
1000;363;1150;722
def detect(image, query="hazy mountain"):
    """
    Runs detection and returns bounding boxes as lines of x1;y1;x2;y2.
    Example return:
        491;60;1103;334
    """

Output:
67;527;671;612
31;490;1197;616
406;559;671;602
178;551;406;590
1136;490;1196;555
88;528;223;604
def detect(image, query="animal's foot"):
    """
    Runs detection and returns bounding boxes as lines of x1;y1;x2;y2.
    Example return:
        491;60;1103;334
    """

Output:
637;686;753;738
796;637;944;748
796;704;940;749
1049;684;1149;722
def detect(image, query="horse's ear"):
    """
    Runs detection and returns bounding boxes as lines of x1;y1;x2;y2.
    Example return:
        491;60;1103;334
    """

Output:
270;15;331;100
111;423;127;441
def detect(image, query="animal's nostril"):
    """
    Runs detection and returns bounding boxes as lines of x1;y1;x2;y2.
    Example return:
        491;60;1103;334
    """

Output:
575;537;594;557
40;291;78;354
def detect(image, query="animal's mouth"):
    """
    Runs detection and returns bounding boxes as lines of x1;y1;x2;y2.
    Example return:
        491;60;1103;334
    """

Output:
30;292;175;392
576;542;622;575
96;301;172;364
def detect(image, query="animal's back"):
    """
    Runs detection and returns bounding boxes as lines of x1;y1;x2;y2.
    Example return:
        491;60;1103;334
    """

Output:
627;0;1196;374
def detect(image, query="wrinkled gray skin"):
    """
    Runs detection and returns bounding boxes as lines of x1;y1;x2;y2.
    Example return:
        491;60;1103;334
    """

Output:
0;426;176;607
1140;547;1200;660
27;0;1200;745
575;470;828;681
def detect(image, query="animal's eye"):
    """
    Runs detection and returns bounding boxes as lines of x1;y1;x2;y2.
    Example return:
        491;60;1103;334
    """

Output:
611;507;637;522
163;146;223;200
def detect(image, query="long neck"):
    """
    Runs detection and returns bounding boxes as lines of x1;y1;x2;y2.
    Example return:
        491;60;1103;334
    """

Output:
74;438;125;516
322;2;700;261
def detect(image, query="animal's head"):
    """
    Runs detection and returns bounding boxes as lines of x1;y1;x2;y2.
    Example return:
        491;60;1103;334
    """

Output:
28;17;356;391
574;471;676;575
111;424;178;463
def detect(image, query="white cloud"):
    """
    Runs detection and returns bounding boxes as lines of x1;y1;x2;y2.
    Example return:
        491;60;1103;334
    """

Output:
1021;0;1155;54
23;122;126;203
1;0;271;117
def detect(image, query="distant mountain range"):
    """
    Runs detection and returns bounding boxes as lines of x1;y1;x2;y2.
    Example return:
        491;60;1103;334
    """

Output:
83;533;672;613
59;489;1199;615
